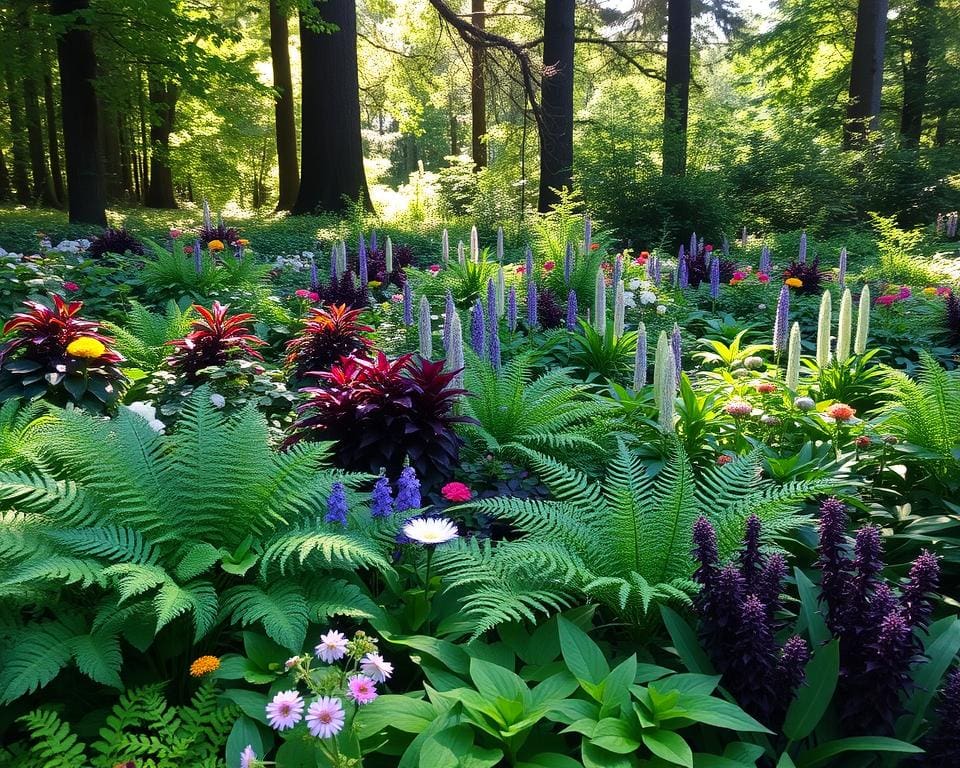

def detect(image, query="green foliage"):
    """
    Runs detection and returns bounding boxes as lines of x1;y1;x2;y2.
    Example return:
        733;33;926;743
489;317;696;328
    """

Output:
0;399;53;471
104;300;196;371
0;389;386;703
436;441;833;637
141;240;271;303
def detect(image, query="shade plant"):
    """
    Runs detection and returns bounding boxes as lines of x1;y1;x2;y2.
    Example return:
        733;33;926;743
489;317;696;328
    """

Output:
285;303;373;382
165;301;266;382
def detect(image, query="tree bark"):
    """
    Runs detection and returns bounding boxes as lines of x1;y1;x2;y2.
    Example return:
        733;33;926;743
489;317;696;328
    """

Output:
4;63;32;204
899;0;934;148
145;78;178;208
51;0;106;225
101;98;125;203
293;0;372;215
0;147;12;201
470;0;487;169
270;0;300;211
662;0;691;176
844;0;889;149
42;54;66;204
537;0;575;212
23;70;59;206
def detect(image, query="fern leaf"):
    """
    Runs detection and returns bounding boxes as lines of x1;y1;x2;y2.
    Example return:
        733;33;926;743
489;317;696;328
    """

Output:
68;629;123;688
221;583;308;651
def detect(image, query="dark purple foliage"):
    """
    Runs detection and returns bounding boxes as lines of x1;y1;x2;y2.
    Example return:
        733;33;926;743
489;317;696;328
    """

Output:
537;288;564;330
917;669;960;765
315;271;369;310
782;257;828;295
88;228;145;259
198;221;240;247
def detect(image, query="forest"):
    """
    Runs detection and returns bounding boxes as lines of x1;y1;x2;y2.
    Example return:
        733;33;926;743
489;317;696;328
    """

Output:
1;1;960;767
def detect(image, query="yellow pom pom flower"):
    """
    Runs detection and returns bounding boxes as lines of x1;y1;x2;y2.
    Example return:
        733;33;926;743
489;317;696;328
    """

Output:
66;337;106;359
208;240;225;252
785;277;803;288
189;655;221;677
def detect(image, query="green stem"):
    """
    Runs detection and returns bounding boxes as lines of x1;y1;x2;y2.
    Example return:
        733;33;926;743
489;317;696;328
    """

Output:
423;546;434;636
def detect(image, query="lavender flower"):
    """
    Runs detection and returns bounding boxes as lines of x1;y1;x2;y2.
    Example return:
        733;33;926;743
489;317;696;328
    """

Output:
442;291;455;351
678;255;689;290
759;244;771;274
371;476;394;518
612;255;622;288
692;515;719;587
489;324;501;370
507;286;517;332
633;322;647;389
325;483;348;525
418;296;432;359
817;497;853;636
566;290;578;331
564;241;574;284
525;246;533;277
671;323;682;383
773;285;791;354
900;550;940;629
527;281;538;328
447;312;465;390
402;281;413;326
395;467;421;512
798;230;807;264
709;256;720;299
358;235;368;286
653;255;662;285
470;299;486;356
194;238;202;273
838;247;848;291
730;596;780;722
370;230;378;253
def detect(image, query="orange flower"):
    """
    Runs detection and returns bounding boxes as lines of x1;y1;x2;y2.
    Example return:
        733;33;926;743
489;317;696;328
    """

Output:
189;655;221;677
785;277;803;288
236;238;250;246
207;240;225;252
826;403;856;422
755;382;777;394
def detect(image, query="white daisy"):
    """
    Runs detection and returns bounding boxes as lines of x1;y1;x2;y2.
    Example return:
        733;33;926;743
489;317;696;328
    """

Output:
402;517;459;546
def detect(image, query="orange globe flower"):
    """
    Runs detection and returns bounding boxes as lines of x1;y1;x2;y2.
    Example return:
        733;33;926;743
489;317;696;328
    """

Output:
189;655;221;677
207;239;225;252
785;277;803;288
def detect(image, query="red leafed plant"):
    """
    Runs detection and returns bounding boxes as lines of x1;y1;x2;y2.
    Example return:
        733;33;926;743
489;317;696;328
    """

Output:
0;295;125;410
284;304;373;381
286;352;472;488
166;301;265;381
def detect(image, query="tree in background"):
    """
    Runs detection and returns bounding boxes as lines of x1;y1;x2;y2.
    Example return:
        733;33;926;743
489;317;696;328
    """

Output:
270;0;299;211
471;0;487;169
662;0;691;176
537;0;575;211
844;0;889;148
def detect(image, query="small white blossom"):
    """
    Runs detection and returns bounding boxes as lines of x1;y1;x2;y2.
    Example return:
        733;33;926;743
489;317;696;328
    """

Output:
639;291;657;305
125;401;166;433
210;393;226;408
656;304;667;315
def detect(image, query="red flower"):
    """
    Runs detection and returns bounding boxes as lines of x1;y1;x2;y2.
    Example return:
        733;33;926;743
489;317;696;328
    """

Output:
543;260;556;272
63;281;79;292
429;264;442;274
755;382;776;394
855;435;872;448
590;243;599;251
184;245;194;254
441;481;472;502
826;402;856;422
876;295;897;306
757;273;770;283
705;244;713;252
716;454;733;465
516;265;526;275
295;289;312;299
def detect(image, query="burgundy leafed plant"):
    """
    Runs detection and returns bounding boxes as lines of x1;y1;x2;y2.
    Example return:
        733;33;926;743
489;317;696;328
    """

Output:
285;304;373;380
537;288;565;330
363;244;414;287
315;271;369;310
198;221;240;247
286;352;473;488
679;250;736;289
87;227;145;259
166;301;265;381
782;257;828;295
0;295;125;409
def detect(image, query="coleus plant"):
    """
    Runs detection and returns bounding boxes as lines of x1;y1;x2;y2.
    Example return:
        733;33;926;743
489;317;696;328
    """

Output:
287;352;472;488
0;295;125;411
166;301;265;382
285;304;373;381
782;257;828;294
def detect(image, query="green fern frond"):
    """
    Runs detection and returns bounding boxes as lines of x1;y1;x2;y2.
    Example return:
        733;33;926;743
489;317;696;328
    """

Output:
68;629;123;688
48;526;158;565
16;709;87;767
8;555;105;589
305;578;382;622
0;471;92;523
222;582;309;651
0;619;77;703
261;527;390;575
153;579;219;639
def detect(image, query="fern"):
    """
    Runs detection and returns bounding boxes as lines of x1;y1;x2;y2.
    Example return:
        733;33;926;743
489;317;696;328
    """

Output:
0;399;54;471
16;709;88;768
437;440;833;637
104;300;195;369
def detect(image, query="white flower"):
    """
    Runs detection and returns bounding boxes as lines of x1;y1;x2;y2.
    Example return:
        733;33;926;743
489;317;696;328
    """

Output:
78;238;91;249
125;401;166;433
284;655;301;669
402;517;459;545
301;251;315;261
656;304;667;315
210;393;226;408
639;290;657;305
315;629;348;663
758;303;766;310
628;278;641;290
360;652;394;682
0;247;6;257
622;291;636;309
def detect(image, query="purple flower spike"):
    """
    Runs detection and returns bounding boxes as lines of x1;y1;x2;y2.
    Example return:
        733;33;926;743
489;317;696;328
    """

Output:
653;256;662;285
358;235;368;286
371;476;394;518
471;299;486;356
325;482;348;525
527;281;538;328
402;281;413;325
671;323;682;383
566;290;578;331
194;238;203;273
901;550;940;630
773;285;790;354
395;466;421;512
678;256;689;290
525;246;533;277
487;279;497;336
709;256;720;299
507;286;517;332
370;230;378;253
738;515;763;591
443;291;455;351
489;324;501;370
692;515;719;586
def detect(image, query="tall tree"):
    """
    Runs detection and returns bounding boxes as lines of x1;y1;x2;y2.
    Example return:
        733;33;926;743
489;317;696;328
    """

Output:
0;147;11;201
899;0;935;147
470;0;487;169
538;0;575;211
42;52;66;203
3;62;31;204
270;0;299;210
293;0;372;215
662;0;691;176
144;78;179;208
844;0;889;148
51;0;106;225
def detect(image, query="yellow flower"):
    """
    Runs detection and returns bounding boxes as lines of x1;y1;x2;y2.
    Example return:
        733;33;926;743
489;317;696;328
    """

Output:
66;337;106;359
236;238;250;246
785;277;803;288
367;280;382;288
381;302;390;310
189;655;221;677
208;239;225;252
923;287;937;295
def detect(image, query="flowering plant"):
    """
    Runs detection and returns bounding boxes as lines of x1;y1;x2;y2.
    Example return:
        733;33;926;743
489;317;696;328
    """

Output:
166;301;266;382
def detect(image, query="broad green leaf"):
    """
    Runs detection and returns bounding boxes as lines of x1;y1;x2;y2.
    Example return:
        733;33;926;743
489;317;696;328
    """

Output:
356;695;436;738
470;657;526;704
225;715;263;768
796;737;922;768
660;605;714;674
601;656;638;713
900;615;960;742
675;693;773;733
220;689;269;724
783;640;839;741
517;754;584;768
558;617;609;686
658;673;721;695
590;718;642;754
776;753;797;768
643;729;694;768
242;631;287;672
794;568;829;647
582;741;639;768
382;631;470;675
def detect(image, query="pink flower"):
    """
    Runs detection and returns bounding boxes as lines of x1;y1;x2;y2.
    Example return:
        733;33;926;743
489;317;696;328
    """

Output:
876;295;897;306
516;265;526;275
755;382;776;394
295;289;312;298
936;286;952;297
315;629;348;663
826;402;856;422
441;482;472;502
716;454;733;465
391;293;403;302
265;690;304;730
306;696;345;739
346;674;379;705
184;245;194;254
724;399;753;418
240;745;257;768
310;291;320;302
543;260;556;272
705;244;713;253
63;281;79;292
757;273;770;283
169;228;183;239
360;652;393;682
429;264;441;274
898;286;912;299
733;271;748;281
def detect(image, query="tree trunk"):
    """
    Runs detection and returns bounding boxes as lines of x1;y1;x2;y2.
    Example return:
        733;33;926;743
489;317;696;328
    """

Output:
137;75;150;203
898;0;934;148
23;70;59;206
51;0;106;225
662;0;691;176
293;0;372;215
0;147;12;201
470;0;487;169
270;0;300;211
118;112;133;198
101;99;125;203
537;0;575;212
145;78;178;208
844;0;889;149
42;53;66;204
4;63;32;204
934;107;949;147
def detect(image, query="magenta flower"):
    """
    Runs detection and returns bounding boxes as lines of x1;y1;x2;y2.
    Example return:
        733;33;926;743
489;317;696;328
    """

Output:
346;674;379;705
265;690;304;730
306;696;346;739
724;399;753;418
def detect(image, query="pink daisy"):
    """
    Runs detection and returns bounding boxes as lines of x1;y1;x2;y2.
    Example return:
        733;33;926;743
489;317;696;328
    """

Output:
315;629;348;663
240;745;257;768
306;696;345;739
360;652;394;682
265;690;304;730
346;674;379;705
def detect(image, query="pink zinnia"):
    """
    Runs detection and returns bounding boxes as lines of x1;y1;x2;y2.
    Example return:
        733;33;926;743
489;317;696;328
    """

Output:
429;264;441;273
391;293;403;302
733;271;748;281
441;482;472;502
346;674;379;705
898;286;912;299
757;273;770;283
63;281;79;292
543;260;556;272
724;399;753;418
360;652;394;682
876;294;896;306
265;690;304;730
306;696;345;739
169;228;183;239
295;289;312;298
705;244;713;252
